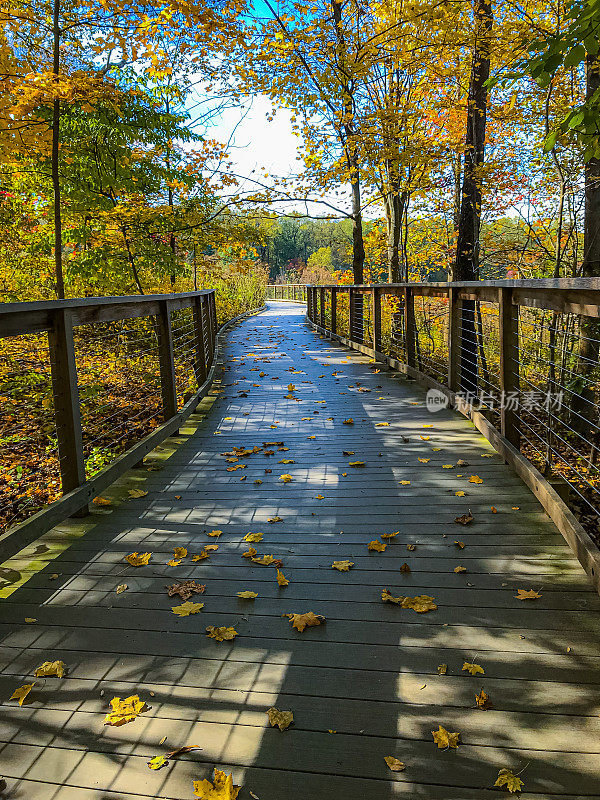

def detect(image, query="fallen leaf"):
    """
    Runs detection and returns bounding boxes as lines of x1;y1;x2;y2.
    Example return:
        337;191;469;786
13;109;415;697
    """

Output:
172;601;204;617
205;544;219;552
254;479;263;485
278;459;295;464
418;458;430;463
237;591;258;599
166;580;206;601
400;480;411;485
192;550;210;561
454;540;465;549
455;491;466;497
494;768;524;793
468;475;483;484
276;569;289;586
316;494;325;499
148;745;202;771
454;566;467;573
168;559;183;566
124;552;151;567
10;683;35;706
432;725;460;749
462;661;485;676
454;512;474;525
342;450;355;455
400;562;411;573
279;474;293;483
252;554;283;566
193;768;241;799
206;626;238;641
92;496;112;506
376;422;389;427
406;543;416;551
104;695;148;726
243;532;264;543
332;560;354;571
116;584;128;594
437;664;447;675
349;461;365;467
342;418;354;424
368;540;387;552
381;531;399;540
515;588;542;600
128;488;148;498
34;660;67;678
381;589;437;612
491;506;498;513
25;617;36;623
266;707;294;731
285;612;325;632
207;530;222;538
268;516;283;523
475;688;491;709
242;547;257;558
384;756;405;772
442;464;454;469
456;459;470;467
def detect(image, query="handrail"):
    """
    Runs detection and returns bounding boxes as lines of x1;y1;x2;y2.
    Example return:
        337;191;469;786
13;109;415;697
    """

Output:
0;290;226;545
265;284;307;301
306;279;600;592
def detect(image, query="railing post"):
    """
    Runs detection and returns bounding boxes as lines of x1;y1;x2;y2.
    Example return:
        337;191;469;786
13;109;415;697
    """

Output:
372;287;382;353
207;291;217;368
499;287;520;449
319;287;326;328
157;299;178;421
193;295;207;386
48;307;86;497
404;287;416;368
349;288;356;342
447;287;460;392
331;287;337;334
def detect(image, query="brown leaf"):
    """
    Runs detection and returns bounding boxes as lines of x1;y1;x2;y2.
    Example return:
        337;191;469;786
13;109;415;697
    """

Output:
454;511;474;525
166;580;206;601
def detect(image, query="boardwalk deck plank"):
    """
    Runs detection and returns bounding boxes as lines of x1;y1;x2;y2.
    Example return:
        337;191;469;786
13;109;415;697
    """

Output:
1;300;599;799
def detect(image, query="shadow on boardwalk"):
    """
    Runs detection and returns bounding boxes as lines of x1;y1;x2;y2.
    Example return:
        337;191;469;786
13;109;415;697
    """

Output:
0;301;599;799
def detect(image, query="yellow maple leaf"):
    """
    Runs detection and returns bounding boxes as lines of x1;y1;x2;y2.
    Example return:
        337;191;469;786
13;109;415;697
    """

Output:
252;554;283;566
285;611;325;632
462;661;485;676
288;384;295;391
266;707;294;730
280;474;293;483
432;724;460;749
475;688;491;709
242;547;257;558
206;626;238;642
34;660;67;678
276;569;289;586
243;532;264;542
455;490;466;497
468;475;483;484
406;543;416;551
116;584;128;594
168;559;183;567
400;480;411;485
515;588;542;600
237;591;258;599
207;530;222;538
437;664;447;675
384;756;405;771
454;565;467;573
279;459;295;464
418;457;430;463
368;540;386;552
128;488;148;498
172;601;204;617
342;418;354;424
454;540;465;549
375;422;389;427
494;768;524;793
268;516;283;523
381;588;403;604
104;695;147;726
316;494;325;499
193;768;241;799
92;496;112;506
381;531;399;540
332;560;354;571
125;552;151;567
174;547;188;558
10;683;35;706
254;479;263;485
192;550;210;561
349;461;365;467
402;595;437;613
205;544;219;552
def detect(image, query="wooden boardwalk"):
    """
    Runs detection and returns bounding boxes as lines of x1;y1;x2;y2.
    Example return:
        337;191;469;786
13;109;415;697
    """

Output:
0;300;600;799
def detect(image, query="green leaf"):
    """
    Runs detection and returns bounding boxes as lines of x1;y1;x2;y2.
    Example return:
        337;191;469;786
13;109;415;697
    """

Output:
564;44;586;67
543;130;559;152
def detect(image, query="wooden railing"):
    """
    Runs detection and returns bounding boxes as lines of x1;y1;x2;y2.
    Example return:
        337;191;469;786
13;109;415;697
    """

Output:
307;279;600;588
0;291;227;546
266;284;307;301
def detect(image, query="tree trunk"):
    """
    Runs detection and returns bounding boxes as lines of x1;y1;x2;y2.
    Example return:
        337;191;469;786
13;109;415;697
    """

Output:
454;0;492;394
52;0;64;299
572;53;600;435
